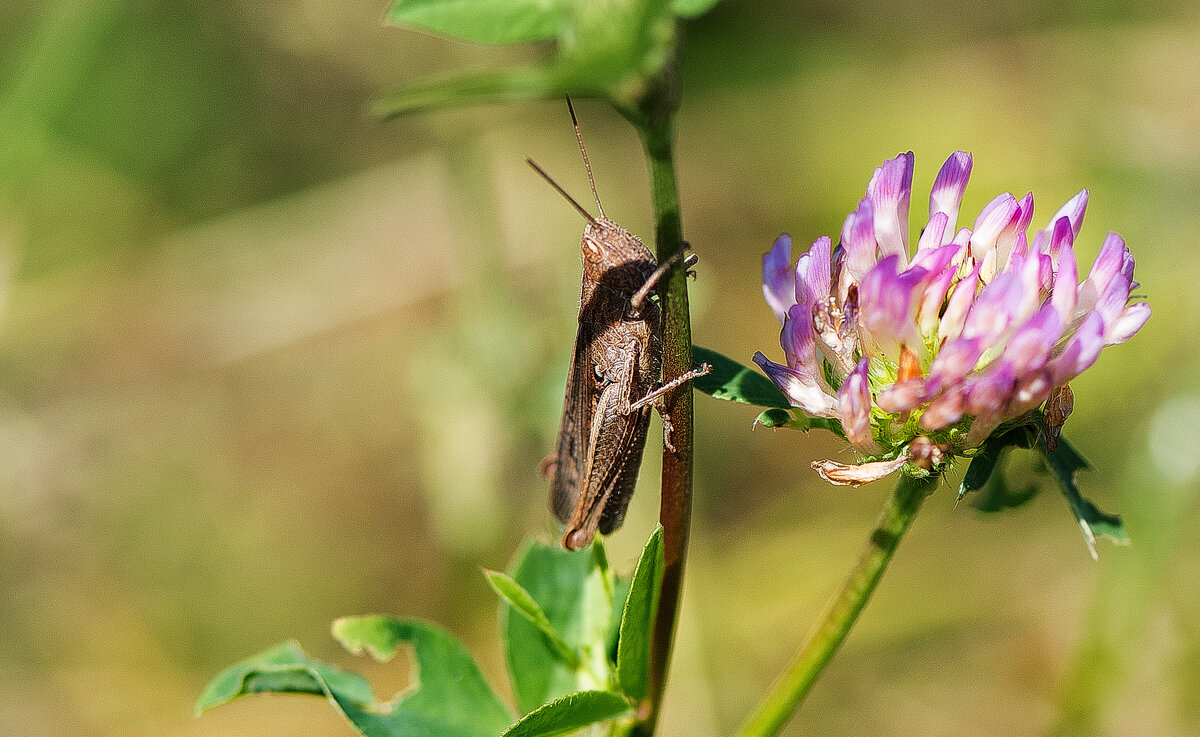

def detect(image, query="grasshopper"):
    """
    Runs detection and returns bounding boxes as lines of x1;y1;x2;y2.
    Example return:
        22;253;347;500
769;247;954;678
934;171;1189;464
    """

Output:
529;102;710;551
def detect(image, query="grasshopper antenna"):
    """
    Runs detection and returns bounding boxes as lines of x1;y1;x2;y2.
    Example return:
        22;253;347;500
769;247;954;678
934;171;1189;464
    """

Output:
527;158;598;226
566;96;605;219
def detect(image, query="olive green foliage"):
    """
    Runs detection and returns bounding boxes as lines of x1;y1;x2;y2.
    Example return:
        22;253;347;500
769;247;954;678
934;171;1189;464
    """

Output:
198;530;664;736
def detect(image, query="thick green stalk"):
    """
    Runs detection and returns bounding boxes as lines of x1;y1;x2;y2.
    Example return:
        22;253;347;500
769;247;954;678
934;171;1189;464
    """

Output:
734;473;939;737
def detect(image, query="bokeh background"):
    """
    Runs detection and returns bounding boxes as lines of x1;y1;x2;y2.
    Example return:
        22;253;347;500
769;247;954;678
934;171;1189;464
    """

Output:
1;1;1198;735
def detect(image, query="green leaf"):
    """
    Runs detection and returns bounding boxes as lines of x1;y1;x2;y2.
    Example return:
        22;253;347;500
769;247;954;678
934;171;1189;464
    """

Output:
751;407;842;435
616;526;664;701
376;0;679;117
486;569;580;668
606;574;633;660
972;454;1039;513
959;422;1129;557
330;616;514;737
195;641;374;715
692;346;790;408
1039;437;1131;558
670;0;724;17
386;0;567;44
959;425;1039;511
503;540;614;714
372;65;584;120
502;690;632;737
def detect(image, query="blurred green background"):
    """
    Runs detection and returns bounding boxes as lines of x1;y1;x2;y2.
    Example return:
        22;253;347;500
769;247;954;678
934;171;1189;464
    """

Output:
1;1;1197;735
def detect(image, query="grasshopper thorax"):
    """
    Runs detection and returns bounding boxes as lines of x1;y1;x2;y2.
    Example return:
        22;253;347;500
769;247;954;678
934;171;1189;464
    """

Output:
582;217;656;293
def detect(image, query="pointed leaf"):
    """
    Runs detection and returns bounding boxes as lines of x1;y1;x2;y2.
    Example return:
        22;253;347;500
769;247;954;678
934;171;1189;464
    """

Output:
503;540;614;714
330;616;514;737
1039;436;1130;558
386;0;567;44
486;569;580;668
971;454;1039;512
373;65;586;119
693;346;790;408
960;425;1039;510
616;526;664;701
606;574;633;660
195;641;374;715
502;690;632;737
752;407;841;434
959;422;1128;555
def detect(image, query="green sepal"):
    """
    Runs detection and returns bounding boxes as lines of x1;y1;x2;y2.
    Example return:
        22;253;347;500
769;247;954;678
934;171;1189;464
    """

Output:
616;526;664;701
501;690;632;737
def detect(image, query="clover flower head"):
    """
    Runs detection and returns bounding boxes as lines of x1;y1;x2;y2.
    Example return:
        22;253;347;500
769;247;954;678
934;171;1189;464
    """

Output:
757;151;1150;485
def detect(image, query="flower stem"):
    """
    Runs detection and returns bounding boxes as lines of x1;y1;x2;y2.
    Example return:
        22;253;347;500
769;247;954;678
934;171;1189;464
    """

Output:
618;60;693;737
734;473;939;737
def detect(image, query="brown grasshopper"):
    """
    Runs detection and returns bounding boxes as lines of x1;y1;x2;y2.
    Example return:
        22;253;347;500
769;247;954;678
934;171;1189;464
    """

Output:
529;101;710;551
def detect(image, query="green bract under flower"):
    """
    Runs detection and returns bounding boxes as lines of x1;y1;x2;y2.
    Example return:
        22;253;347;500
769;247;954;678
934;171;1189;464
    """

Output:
757;151;1150;485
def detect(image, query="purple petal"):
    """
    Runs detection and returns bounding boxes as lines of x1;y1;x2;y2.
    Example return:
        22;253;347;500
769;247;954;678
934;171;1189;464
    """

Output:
867;152;914;262
938;264;981;342
994;192;1035;270
796;236;832;307
781;303;818;371
1045;216;1075;261
763;234;795;323
877;378;933;413
1106;302;1151;346
962;365;1017;446
754;352;840;418
928;336;984;386
839;358;881;454
840;197;878;284
964;364;1016;416
919;386;964;430
1003;303;1063;376
909;242;961;274
1007;369;1053;418
1086;232;1128;296
929;151;973;236
1094;273;1133;335
916;211;949;252
1047;311;1105;384
858;255;925;360
971;193;1020;262
1045;189;1089;240
961;272;1026;343
1051;241;1079;322
917;262;959;334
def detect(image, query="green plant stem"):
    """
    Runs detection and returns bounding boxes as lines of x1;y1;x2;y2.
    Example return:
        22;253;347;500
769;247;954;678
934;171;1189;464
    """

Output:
618;70;692;737
734;473;939;737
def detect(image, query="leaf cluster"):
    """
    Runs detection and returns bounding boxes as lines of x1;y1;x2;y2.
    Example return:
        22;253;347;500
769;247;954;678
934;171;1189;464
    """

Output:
375;0;722;116
197;528;666;737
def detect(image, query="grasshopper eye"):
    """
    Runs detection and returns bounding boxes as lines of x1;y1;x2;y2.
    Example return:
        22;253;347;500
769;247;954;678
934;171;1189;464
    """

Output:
593;364;606;381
